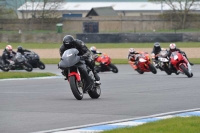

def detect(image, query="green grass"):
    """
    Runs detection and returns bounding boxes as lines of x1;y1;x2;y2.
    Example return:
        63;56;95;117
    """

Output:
102;116;200;133
1;42;200;49
0;72;57;79
41;58;200;64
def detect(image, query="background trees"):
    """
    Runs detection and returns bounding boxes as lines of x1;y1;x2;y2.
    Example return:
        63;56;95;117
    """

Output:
149;0;200;29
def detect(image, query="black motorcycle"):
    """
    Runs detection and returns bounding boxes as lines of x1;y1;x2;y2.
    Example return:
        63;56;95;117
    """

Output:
1;52;33;72
24;51;45;70
59;48;101;100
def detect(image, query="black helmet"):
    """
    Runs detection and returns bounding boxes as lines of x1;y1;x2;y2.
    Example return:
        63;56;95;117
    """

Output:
17;46;23;52
154;42;160;47
63;35;74;47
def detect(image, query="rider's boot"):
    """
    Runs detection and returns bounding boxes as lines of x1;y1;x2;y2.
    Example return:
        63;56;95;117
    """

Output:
94;71;101;85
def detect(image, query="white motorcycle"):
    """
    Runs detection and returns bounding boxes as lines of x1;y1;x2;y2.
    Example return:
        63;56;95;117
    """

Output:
152;50;172;75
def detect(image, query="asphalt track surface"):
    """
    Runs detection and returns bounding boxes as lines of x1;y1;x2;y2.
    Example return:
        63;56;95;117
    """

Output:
0;64;200;133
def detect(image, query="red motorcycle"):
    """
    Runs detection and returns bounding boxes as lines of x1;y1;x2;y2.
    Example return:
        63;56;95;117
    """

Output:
94;53;118;73
131;52;157;74
170;51;193;78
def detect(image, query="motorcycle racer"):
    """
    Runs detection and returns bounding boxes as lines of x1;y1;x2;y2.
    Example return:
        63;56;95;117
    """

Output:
151;42;163;67
168;43;194;73
90;46;102;63
128;48;141;70
17;46;31;55
59;35;100;86
1;45;16;65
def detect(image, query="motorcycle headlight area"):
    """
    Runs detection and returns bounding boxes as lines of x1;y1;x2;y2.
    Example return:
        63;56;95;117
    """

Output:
174;55;178;60
159;57;168;62
139;58;146;62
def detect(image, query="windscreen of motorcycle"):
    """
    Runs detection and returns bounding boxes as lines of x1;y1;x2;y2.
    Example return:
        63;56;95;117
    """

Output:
15;53;24;63
59;48;80;68
171;52;179;60
160;50;168;57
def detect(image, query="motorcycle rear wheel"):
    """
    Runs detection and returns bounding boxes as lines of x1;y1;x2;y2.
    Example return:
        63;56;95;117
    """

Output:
69;76;84;100
88;85;101;99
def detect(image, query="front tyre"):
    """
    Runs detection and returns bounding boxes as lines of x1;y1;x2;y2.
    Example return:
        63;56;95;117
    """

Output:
69;76;83;100
109;63;118;73
149;63;157;74
88;85;101;99
136;69;144;74
23;63;33;72
37;61;45;70
180;65;191;78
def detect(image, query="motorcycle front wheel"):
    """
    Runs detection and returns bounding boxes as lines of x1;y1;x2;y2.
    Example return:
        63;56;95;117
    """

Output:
23;63;33;72
0;65;9;72
69;76;84;100
88;85;101;99
109;63;118;73
149;63;157;74
37;61;45;70
136;69;144;74
180;64;192;78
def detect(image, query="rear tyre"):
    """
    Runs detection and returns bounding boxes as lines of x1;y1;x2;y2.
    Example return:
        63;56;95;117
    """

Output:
149;63;157;74
23;63;33;72
109;63;118;73
88;85;101;99
180;65;191;78
37;61;45;70
69;76;83;100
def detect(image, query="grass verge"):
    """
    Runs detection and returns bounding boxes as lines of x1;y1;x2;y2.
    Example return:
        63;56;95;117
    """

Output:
0;42;200;49
102;116;200;133
0;72;57;79
41;58;200;64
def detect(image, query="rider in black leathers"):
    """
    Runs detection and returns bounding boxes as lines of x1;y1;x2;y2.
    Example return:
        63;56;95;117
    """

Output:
59;35;100;90
1;45;16;65
151;42;162;67
17;46;31;55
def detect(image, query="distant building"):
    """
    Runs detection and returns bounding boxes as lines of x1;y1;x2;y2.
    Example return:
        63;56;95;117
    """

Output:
17;1;200;19
86;6;118;17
